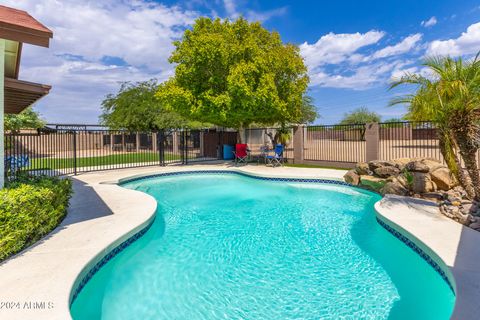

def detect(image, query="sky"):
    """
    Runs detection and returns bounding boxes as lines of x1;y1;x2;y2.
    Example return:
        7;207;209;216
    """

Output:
4;0;480;124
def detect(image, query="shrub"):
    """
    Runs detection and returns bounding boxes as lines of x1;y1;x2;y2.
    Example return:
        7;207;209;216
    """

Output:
0;175;72;261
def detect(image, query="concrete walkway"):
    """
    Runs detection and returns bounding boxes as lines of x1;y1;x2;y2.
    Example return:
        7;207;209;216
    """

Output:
0;163;478;319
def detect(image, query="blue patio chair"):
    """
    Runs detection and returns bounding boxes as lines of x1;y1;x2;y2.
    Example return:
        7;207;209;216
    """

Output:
5;155;30;173
265;144;284;167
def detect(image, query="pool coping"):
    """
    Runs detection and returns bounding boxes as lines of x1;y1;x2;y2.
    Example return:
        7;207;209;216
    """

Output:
375;194;480;320
0;165;479;319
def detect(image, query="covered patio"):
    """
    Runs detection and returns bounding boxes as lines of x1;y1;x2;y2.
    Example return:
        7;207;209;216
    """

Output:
0;4;53;186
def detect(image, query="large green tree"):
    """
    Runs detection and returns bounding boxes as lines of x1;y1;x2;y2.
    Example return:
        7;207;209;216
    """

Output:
5;107;45;133
100;80;199;131
157;17;310;133
390;54;480;199
338;107;381;124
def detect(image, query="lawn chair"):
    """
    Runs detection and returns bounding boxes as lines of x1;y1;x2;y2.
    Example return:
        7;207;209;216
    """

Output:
266;144;284;167
233;143;249;165
5;155;29;173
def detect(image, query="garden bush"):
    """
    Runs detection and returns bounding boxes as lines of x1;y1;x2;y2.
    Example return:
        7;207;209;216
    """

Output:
0;175;72;261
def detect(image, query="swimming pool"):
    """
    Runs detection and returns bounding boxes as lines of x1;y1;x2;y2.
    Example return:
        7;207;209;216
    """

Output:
70;172;455;319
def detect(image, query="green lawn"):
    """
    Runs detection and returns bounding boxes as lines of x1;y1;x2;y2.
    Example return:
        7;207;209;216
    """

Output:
28;152;182;170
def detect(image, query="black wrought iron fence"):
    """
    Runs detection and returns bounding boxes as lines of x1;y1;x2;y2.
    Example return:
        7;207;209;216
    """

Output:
4;126;237;180
304;124;367;163
379;121;443;162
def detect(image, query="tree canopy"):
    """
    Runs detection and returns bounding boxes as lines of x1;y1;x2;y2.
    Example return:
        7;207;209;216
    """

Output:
100;80;201;131
156;17;310;129
5;107;45;132
338;107;381;125
299;95;318;124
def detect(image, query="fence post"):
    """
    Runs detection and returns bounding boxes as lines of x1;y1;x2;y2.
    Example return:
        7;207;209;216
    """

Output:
158;131;165;166
172;131;179;155
136;132;140;152
184;130;188;165
152;132;157;152
292;125;305;164
199;130;205;158
365;122;379;162
72;130;77;175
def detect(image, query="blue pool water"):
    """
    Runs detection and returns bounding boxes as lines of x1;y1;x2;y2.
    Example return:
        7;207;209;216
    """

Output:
70;173;455;319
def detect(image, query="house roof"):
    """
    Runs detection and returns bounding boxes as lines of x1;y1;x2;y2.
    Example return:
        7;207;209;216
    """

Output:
1;5;53;114
0;5;52;47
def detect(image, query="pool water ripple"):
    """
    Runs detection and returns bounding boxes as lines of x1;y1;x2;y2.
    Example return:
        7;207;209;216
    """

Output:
71;173;454;320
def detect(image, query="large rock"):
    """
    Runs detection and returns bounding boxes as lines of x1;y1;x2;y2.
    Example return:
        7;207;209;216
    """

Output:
405;160;430;173
396;173;411;189
374;166;400;178
412;172;436;193
421;159;445;172
405;159;444;173
381;179;409;196
368;160;397;172
344;169;360;185
431;167;454;191
392;158;411;171
355;162;370;175
360;176;387;192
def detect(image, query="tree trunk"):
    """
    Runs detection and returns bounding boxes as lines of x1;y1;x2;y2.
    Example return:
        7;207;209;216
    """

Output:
439;130;475;198
456;130;480;199
460;150;480;200
237;124;244;144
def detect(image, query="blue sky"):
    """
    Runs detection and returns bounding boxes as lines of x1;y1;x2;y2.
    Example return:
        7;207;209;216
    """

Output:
6;0;480;124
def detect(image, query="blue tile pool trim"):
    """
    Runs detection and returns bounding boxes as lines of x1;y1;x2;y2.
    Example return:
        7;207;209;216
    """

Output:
70;170;454;307
119;169;351;186
69;219;154;305
376;217;455;293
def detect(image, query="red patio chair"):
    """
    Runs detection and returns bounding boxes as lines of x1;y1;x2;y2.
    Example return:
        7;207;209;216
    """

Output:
233;144;249;165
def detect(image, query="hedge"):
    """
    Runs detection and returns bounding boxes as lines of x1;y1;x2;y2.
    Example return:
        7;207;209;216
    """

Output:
0;175;72;261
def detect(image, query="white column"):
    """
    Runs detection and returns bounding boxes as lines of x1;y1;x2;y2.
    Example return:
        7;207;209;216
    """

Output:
172;132;179;154
199;131;204;157
0;40;5;188
136;132;140;152
152;133;157;152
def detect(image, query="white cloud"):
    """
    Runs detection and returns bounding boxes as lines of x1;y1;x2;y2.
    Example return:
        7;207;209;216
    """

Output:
299;30;385;70
222;0;287;22
2;0;198;123
426;22;480;56
310;60;410;90
246;7;288;22
223;0;238;18
371;34;422;60
421;16;437;28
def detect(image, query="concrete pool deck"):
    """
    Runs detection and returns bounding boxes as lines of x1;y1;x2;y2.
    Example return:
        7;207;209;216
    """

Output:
0;163;478;319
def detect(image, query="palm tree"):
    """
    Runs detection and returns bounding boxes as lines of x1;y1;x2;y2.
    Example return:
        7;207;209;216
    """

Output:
390;53;480;199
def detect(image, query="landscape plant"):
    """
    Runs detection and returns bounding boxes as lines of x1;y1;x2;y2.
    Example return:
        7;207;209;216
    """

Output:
390;53;480;199
0;175;72;261
5;107;45;133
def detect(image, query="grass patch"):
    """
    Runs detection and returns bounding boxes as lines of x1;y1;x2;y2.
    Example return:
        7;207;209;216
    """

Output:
0;175;72;261
29;152;181;170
